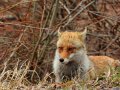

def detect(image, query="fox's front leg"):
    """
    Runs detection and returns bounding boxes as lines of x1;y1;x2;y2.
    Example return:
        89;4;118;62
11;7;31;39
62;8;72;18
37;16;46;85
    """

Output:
78;67;87;79
55;74;61;83
51;74;62;88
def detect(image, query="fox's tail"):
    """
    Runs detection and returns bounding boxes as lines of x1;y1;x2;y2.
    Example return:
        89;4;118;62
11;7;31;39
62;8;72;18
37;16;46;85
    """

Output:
114;60;120;67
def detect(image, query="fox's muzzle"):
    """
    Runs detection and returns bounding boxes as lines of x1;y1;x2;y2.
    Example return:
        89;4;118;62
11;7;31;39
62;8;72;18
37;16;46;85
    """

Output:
59;58;70;64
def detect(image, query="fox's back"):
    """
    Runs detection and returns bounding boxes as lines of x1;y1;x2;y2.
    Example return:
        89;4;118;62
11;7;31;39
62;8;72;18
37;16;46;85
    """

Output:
89;56;119;75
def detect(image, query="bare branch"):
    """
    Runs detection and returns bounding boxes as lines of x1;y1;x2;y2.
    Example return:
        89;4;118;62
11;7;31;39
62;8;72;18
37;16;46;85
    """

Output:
63;0;96;27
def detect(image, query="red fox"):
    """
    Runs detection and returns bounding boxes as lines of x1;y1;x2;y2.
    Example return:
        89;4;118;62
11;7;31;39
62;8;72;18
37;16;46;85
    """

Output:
53;28;120;83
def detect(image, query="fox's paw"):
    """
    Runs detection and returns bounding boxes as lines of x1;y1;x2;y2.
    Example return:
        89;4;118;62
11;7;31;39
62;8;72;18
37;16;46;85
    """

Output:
51;83;63;88
51;81;74;88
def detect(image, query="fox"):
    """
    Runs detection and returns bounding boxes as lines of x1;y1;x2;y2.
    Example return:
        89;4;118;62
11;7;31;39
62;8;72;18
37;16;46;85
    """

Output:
53;28;120;83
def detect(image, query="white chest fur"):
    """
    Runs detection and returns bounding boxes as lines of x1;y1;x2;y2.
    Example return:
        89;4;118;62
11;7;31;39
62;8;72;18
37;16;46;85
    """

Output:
53;50;91;82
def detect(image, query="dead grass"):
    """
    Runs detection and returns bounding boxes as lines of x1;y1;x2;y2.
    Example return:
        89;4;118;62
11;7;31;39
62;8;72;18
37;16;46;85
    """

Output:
0;61;119;90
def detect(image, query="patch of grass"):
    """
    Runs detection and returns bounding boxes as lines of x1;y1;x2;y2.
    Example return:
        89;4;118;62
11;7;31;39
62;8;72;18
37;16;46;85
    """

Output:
0;60;119;90
56;68;120;90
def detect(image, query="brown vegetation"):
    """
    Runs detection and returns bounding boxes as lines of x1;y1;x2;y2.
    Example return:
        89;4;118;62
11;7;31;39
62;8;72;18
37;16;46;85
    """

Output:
0;0;120;89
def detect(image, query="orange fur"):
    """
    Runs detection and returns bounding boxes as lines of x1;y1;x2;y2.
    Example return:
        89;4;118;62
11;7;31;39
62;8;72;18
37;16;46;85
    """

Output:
89;56;119;77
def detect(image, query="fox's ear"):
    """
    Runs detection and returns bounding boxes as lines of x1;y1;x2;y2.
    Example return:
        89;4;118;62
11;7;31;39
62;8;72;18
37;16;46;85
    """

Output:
58;27;62;37
79;27;87;41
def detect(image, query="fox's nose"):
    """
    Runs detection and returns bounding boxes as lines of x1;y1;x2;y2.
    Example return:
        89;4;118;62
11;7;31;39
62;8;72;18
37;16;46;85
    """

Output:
59;58;64;62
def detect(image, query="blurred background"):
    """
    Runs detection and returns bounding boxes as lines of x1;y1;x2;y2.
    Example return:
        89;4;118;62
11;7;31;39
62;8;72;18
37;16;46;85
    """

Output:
0;0;120;86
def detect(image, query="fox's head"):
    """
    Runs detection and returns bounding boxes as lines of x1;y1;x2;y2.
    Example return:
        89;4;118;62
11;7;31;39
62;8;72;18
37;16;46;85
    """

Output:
57;28;87;64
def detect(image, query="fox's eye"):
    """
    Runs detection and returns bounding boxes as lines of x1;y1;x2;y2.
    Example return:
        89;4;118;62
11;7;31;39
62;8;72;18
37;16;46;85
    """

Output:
68;47;76;51
58;47;63;50
68;48;72;51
